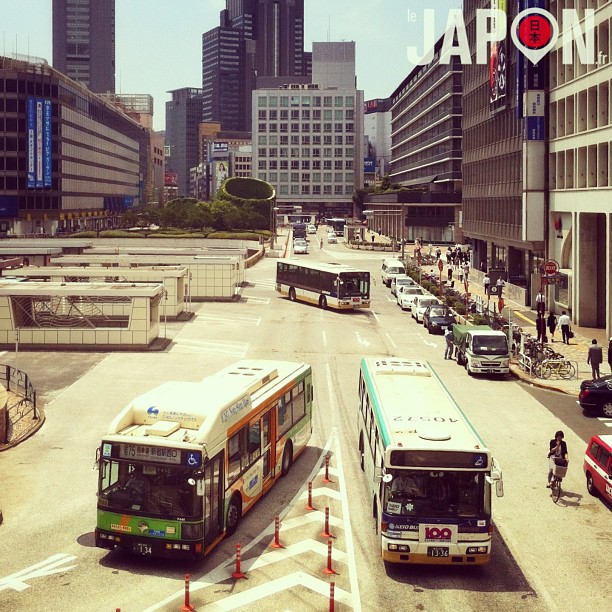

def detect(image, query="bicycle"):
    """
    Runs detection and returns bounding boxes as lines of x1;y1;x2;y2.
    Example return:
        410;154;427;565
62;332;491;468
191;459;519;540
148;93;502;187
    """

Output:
549;458;568;503
540;358;576;379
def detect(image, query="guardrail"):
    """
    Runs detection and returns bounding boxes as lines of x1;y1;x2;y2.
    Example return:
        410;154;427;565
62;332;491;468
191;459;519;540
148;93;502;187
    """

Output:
0;365;38;445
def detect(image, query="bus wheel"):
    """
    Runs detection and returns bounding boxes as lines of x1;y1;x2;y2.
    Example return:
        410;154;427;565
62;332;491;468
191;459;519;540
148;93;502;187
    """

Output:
281;441;293;476
289;287;296;301
226;494;242;536
319;295;328;310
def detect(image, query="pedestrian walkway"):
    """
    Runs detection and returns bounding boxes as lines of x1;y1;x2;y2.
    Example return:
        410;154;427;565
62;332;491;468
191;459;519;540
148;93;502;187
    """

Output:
390;243;611;397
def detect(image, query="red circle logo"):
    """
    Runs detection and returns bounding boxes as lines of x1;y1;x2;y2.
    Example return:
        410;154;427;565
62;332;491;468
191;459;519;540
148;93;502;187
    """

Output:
517;14;553;50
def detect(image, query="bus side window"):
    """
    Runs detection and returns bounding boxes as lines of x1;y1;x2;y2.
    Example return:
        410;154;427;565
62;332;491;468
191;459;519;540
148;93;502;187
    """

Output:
249;421;261;462
228;426;248;482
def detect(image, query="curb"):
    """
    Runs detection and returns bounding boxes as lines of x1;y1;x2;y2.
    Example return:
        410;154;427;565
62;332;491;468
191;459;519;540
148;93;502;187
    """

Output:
509;364;574;395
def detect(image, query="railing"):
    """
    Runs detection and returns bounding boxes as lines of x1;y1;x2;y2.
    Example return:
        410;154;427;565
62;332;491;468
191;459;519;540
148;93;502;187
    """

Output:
1;365;38;445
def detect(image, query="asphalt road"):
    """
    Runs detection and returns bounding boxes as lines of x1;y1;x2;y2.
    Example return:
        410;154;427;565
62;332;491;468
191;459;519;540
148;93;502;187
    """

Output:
0;235;610;611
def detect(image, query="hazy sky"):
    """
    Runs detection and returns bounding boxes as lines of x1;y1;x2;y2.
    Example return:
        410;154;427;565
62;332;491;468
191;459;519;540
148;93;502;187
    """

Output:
3;0;459;131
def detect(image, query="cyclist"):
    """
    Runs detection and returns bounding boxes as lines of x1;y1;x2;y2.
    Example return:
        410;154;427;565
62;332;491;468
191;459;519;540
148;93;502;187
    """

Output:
547;430;568;488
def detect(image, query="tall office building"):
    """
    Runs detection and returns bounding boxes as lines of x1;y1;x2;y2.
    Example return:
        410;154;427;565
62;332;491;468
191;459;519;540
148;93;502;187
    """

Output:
165;88;205;197
202;0;310;132
52;0;115;93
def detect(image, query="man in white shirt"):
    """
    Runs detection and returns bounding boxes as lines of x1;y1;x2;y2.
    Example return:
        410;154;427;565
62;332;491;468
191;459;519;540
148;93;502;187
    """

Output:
558;310;571;344
535;291;545;315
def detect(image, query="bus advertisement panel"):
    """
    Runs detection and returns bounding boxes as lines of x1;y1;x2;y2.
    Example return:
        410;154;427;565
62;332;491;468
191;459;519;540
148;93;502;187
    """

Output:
95;360;313;559
358;358;503;565
276;259;370;311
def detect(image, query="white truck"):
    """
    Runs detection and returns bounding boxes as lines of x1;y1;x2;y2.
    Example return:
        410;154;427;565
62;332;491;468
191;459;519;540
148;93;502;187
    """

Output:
453;324;510;376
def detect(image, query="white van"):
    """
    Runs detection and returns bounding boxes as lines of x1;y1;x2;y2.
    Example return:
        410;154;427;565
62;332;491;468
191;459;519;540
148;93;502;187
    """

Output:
381;258;406;287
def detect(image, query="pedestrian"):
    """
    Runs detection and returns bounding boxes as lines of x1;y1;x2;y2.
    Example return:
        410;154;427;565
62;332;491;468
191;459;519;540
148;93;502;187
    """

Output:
462;262;470;282
546;312;557;342
447;266;453;282
558;310;571;344
547;430;568;488
436;247;441;260
608;337;612;374
371;234;375;243
587;339;603;379
444;326;454;360
480;260;486;272
535;314;547;343
535;290;545;315
483;273;491;297
496;277;506;297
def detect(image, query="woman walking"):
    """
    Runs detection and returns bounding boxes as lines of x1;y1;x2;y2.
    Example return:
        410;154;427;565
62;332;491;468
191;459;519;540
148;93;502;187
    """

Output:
547;312;557;342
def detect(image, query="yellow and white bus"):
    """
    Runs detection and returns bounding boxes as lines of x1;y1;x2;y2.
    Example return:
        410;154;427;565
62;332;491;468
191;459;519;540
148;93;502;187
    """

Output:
95;360;313;559
358;358;503;565
276;259;370;310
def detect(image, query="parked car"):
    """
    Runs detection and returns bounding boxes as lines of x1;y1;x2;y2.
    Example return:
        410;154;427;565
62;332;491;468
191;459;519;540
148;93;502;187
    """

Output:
583;434;612;502
327;232;337;244
307;224;317;234
423;305;456;334
413;296;441;323
578;375;612;417
397;285;424;310
293;239;308;254
390;274;416;297
381;258;406;287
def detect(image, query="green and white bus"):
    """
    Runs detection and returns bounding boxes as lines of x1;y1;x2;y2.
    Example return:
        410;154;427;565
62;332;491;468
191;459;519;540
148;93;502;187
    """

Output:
95;360;313;559
276;259;370;310
358;357;504;565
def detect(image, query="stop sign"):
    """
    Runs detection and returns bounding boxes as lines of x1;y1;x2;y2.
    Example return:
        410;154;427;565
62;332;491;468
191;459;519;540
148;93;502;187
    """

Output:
543;260;558;275
438;259;444;272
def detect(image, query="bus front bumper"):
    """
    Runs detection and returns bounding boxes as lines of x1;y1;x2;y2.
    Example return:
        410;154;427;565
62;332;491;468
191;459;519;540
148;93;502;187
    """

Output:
382;537;490;565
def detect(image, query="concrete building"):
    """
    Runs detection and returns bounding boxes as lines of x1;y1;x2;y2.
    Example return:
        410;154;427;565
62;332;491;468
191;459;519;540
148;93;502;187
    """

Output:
165;88;205;197
364;34;462;245
548;0;612;334
0;56;147;236
202;0;311;132
363;98;392;188
52;0;115;93
251;41;364;220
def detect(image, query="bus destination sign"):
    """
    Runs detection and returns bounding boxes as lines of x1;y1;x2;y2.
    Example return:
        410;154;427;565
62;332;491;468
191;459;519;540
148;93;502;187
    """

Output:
120;444;182;465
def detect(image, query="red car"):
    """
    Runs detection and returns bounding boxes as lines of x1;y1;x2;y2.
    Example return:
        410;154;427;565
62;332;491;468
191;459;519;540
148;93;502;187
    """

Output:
583;434;612;503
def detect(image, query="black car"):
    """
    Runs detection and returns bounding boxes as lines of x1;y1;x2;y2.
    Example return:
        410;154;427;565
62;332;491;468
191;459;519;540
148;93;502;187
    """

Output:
578;375;612;417
422;305;456;334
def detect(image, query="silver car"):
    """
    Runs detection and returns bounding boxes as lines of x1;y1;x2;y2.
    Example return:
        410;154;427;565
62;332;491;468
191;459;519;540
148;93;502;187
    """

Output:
293;239;308;254
397;285;424;310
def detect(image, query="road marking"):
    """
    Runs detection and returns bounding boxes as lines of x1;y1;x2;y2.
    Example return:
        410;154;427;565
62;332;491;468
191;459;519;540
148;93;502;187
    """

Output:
0;554;77;592
355;331;369;347
195;572;352;611
169;339;248;357
419;334;438;348
241;296;271;304
196;314;262;326
596;417;612;427
385;332;397;349
322;330;328;348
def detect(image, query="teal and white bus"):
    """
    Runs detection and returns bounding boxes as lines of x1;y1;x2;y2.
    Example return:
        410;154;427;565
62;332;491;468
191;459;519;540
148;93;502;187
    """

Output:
358;358;503;565
95;360;313;559
276;259;370;310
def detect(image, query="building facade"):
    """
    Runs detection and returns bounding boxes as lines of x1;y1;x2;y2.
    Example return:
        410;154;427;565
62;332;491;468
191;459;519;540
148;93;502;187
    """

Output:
363;98;392;187
202;0;311;132
0;56;145;235
548;0;612;334
52;0;115;93
251;42;364;219
165;88;205;198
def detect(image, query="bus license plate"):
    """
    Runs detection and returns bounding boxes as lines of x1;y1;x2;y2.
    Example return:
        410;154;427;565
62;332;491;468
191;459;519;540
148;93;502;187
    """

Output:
427;547;449;558
133;543;152;555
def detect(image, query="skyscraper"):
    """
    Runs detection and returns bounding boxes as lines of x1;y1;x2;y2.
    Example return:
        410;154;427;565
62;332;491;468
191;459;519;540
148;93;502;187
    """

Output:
202;0;310;132
52;0;115;93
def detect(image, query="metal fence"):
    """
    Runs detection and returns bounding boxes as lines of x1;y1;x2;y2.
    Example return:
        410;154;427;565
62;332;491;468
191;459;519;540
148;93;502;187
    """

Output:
1;365;38;444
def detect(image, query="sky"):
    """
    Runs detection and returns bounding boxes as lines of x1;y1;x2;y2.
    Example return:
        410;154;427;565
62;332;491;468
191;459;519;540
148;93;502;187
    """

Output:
3;0;459;131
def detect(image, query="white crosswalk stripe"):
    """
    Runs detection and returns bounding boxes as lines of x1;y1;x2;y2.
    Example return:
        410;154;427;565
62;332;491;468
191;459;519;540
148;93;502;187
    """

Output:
169;339;248;356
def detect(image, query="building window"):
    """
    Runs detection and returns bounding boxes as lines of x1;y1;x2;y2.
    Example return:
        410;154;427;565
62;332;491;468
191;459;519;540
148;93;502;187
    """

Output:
280;184;288;194
269;123;278;132
335;173;343;182
258;160;267;169
301;148;310;157
291;109;300;120
312;160;321;170
280;109;289;120
258;110;267;120
280;123;288;133
291;123;300;132
291;160;299;169
291;184;299;194
334;148;343;157
335;135;343;145
335;110;343;120
302;135;310;145
269;109;278;120
335;185;343;194
280;147;288;157
258;123;266;132
346;123;354;132
335;123;343;133
324;96;332;107
258;135;267;145
324;135;332;145
335;160;343;169
345;160;353;169
280;96;289;107
258;96;267;107
313;135;321;144
280;160;288;169
302;109;310;120
301;160;310;170
313;109;321;120
313;185;321;194
269;96;278;107
290;96;300;106
324;172;332;182
291;135;300;145
313;96;321;106
345;95;354;106
324;110;333;120
280;135;288;145
302;96;310;106
324;148;332;158
258;148;267;157
291;172;299;182
324;185;332;194
335;96;343;106
269;148;277;157
269;160;278;169
346;109;354;120
291;147;299;157
302;185;310;194
280;172;288;182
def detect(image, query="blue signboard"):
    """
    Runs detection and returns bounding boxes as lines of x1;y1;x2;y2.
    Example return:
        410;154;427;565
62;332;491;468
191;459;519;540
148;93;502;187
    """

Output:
36;99;43;188
124;196;134;208
364;158;376;173
526;116;545;140
43;100;52;187
0;196;19;217
27;97;36;188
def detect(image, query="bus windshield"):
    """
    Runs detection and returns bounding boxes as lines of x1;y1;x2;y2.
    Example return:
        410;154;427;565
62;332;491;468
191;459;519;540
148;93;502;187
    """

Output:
98;460;199;518
384;470;485;518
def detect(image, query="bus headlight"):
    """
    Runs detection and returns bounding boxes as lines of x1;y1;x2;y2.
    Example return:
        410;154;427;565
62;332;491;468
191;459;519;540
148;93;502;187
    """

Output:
182;522;204;540
388;544;410;552
466;546;488;554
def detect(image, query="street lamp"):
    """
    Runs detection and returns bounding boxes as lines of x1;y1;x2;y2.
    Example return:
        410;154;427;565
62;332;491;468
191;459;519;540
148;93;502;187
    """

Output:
270;206;279;251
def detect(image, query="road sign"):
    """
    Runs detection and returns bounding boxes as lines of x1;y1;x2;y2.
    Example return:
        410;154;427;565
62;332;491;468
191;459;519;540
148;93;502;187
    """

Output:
437;259;444;272
543;260;559;275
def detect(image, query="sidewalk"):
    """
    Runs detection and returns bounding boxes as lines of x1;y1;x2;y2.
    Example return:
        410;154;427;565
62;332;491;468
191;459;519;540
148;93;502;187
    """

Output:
393;243;609;397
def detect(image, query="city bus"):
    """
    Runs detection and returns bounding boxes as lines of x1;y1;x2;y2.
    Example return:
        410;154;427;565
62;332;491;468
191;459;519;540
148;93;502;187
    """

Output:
95;360;313;559
292;222;307;239
326;218;347;235
357;358;504;565
276;259;370;310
